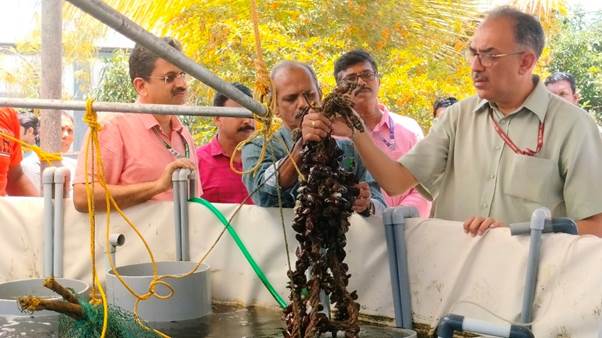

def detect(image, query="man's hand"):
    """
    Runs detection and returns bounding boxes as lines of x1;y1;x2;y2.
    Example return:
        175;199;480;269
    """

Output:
301;111;331;143
301;108;366;142
463;216;506;237
353;182;372;214
154;158;196;194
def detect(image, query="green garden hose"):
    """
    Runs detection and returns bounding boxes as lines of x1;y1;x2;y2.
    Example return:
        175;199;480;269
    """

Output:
190;197;288;309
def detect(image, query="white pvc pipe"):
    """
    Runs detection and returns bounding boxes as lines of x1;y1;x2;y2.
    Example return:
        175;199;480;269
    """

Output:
52;167;70;278
109;233;126;268
463;318;512;337
42;167;56;277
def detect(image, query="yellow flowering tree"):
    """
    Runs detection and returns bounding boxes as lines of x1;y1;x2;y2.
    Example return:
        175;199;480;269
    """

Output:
93;0;481;140
6;0;570;142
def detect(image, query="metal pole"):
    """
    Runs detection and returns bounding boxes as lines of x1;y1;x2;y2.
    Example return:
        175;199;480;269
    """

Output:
64;0;267;117
0;97;253;118
40;0;63;162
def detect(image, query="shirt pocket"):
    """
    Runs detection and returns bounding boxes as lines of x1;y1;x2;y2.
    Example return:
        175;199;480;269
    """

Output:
503;155;563;208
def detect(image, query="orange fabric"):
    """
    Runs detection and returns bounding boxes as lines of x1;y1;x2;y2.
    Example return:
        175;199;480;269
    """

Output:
0;107;23;196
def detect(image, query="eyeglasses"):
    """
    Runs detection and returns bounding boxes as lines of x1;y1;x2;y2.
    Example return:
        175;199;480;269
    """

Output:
147;71;187;84
464;49;525;67
341;70;378;83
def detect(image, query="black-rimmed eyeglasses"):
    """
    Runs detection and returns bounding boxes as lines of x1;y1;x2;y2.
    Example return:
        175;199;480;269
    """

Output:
341;70;378;83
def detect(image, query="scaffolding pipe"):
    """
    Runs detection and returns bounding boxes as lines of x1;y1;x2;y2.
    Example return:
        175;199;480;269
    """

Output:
0;98;253;118
64;0;267;116
40;0;62;163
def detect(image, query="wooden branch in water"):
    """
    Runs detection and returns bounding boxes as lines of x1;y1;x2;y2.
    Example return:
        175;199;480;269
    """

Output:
17;278;85;320
43;277;79;304
17;295;84;320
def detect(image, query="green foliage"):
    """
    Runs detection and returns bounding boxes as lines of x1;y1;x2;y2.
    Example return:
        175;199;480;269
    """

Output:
546;11;602;121
181;80;218;146
92;50;137;103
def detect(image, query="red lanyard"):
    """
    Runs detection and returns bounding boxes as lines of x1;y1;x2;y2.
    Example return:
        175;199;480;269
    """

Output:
489;108;544;157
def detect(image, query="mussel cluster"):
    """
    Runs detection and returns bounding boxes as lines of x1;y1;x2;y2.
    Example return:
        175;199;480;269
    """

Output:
283;83;365;338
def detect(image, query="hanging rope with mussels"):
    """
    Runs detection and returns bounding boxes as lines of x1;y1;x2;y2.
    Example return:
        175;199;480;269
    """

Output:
283;81;366;338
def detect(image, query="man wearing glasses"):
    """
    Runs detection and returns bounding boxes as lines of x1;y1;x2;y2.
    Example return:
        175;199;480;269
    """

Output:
73;37;199;212
306;7;602;236
332;50;430;217
242;61;385;217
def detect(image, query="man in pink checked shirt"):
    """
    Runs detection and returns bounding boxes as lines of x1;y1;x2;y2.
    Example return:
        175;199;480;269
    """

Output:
196;83;255;204
333;50;431;217
72;37;200;212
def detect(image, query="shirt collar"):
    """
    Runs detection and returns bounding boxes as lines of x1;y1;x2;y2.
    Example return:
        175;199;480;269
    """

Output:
138;114;184;132
208;135;226;157
373;103;392;131
473;76;549;122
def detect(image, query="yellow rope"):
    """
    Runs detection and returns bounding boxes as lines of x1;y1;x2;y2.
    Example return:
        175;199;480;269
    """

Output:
82;100;233;338
82;99;107;338
0;130;62;165
228;0;305;183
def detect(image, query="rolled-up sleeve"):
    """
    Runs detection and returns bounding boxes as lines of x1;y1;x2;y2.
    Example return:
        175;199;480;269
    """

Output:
241;136;297;207
399;105;456;198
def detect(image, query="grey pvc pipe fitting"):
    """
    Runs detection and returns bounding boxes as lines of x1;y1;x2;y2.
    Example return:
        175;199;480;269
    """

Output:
520;207;550;324
383;206;419;329
109;233;126;268
172;170;182;261
177;168;192;261
510;217;577;236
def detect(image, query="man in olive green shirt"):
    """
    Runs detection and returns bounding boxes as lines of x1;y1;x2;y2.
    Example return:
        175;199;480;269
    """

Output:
304;6;602;237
